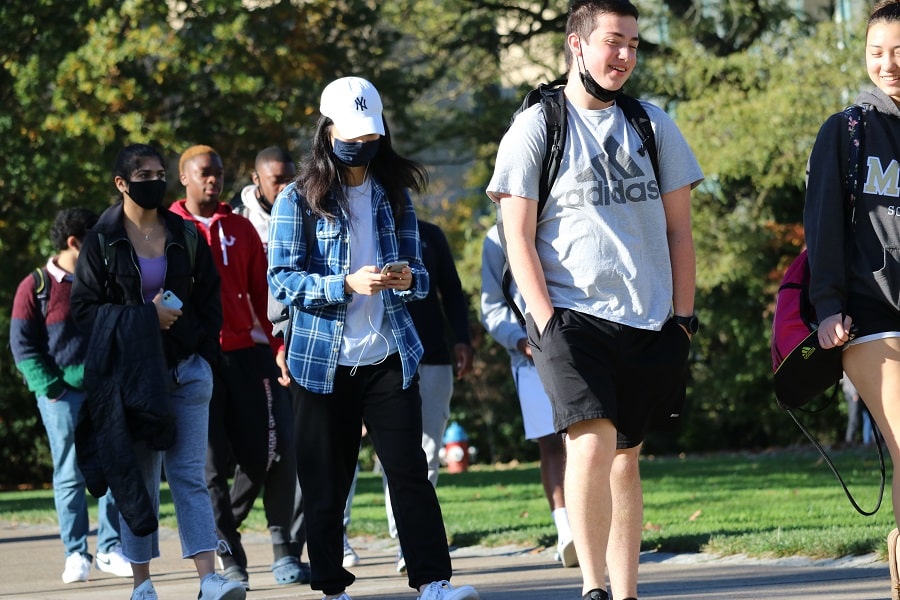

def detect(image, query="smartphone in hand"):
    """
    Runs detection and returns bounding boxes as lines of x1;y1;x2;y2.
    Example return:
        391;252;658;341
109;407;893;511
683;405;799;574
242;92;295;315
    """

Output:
381;260;409;275
161;290;183;310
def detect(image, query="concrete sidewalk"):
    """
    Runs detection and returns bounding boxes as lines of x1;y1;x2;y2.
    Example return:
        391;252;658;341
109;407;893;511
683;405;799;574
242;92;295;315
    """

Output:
0;522;892;599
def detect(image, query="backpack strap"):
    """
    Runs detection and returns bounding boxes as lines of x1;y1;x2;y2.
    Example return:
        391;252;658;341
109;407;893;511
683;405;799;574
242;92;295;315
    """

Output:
844;104;867;227
97;232;113;272
31;267;50;319
182;220;199;272
616;94;661;184
535;79;568;215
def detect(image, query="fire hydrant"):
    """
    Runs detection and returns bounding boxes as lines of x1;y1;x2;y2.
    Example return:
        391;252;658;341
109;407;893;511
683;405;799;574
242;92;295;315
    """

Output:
442;421;469;473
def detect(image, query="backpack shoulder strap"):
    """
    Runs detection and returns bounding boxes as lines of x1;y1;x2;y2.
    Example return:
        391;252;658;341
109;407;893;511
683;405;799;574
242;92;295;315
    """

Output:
536;80;568;216
616;94;660;184
32;267;50;319
182;220;199;271
96;232;111;271
844;104;867;226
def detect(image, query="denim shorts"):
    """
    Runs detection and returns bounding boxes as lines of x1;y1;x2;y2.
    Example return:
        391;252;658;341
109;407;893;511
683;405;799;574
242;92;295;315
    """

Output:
525;308;691;448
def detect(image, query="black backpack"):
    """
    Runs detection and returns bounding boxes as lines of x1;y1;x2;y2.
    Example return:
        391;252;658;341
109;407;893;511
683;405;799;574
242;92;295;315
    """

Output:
497;78;660;325
31;267;51;319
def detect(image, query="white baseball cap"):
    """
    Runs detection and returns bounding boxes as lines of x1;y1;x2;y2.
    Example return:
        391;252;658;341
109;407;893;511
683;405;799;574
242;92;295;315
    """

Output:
319;76;385;139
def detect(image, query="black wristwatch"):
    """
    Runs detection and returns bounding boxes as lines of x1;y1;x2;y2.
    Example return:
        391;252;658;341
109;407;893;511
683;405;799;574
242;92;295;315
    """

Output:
673;314;700;335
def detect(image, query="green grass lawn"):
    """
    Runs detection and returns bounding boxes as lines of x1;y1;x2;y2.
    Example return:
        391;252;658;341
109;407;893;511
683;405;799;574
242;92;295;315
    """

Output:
1;448;893;560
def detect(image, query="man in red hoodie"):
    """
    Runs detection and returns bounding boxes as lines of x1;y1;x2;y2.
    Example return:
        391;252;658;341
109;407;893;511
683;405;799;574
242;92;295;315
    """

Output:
172;145;301;590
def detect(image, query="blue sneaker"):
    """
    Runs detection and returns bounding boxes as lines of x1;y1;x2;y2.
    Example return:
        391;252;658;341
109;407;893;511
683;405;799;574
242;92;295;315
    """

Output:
130;579;158;600
198;572;246;600
417;580;480;600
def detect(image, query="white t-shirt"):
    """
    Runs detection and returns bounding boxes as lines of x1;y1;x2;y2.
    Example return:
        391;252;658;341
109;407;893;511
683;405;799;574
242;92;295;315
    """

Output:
339;179;398;366
487;96;703;331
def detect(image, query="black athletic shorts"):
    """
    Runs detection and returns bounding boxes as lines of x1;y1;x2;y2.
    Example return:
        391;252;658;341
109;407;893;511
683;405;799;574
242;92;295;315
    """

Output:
525;308;691;448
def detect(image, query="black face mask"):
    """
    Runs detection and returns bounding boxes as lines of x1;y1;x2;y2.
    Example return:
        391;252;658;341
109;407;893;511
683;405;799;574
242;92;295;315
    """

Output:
332;138;381;167
578;53;622;103
257;190;273;213
127;179;167;210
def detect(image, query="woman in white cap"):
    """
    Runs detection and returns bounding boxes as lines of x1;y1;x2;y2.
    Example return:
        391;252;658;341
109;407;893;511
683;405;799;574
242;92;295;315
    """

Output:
267;77;480;600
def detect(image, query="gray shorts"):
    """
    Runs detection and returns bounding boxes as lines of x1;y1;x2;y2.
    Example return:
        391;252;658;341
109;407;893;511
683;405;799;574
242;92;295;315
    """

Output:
525;308;691;448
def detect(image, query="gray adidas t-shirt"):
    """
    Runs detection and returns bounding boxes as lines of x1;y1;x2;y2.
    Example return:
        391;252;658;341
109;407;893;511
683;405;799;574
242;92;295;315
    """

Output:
487;97;703;331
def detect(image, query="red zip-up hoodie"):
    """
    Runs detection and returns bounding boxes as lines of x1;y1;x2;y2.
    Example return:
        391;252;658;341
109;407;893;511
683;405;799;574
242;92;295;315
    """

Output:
170;199;278;355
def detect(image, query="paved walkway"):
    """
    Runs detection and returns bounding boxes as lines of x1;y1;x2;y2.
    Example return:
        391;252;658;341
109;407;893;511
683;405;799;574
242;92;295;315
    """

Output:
0;522;892;599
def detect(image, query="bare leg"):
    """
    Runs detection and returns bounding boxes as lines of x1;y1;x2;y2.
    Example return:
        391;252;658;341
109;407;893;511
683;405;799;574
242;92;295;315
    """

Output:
607;445;642;600
193;550;216;578
844;339;900;524
132;562;151;589
564;418;618;595
536;433;566;510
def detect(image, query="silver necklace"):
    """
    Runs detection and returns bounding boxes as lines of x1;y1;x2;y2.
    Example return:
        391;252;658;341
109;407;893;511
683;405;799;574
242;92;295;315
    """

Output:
140;223;158;241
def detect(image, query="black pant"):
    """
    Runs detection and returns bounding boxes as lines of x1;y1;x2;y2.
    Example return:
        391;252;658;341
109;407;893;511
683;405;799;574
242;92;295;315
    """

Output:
230;345;305;556
206;346;288;567
292;353;451;595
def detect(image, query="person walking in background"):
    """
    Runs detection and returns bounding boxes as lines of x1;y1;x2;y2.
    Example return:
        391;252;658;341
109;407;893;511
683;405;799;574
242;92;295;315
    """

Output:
387;218;474;574
842;373;873;445
805;6;900;596
480;224;574;568
232;146;297;245
231;145;311;585
268;75;479;600
10;208;132;584
486;2;702;598
70;143;244;600
172;145;298;590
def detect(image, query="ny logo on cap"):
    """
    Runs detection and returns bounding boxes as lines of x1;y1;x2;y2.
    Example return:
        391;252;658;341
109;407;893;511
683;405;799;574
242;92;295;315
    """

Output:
354;96;368;112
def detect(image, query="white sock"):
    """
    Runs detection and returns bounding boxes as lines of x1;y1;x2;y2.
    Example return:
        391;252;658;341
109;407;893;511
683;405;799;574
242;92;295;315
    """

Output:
552;507;572;544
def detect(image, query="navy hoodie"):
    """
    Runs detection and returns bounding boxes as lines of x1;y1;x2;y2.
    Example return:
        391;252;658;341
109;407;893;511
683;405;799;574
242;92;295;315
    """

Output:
805;87;900;321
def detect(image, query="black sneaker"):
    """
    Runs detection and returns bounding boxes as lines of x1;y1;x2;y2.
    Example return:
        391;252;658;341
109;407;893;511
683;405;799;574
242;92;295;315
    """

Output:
582;590;608;600
221;565;249;591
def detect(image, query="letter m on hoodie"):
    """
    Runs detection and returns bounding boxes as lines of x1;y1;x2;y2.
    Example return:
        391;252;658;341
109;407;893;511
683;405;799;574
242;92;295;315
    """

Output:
864;156;900;197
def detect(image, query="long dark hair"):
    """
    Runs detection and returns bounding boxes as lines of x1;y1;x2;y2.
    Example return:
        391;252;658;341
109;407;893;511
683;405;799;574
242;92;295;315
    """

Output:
297;116;428;221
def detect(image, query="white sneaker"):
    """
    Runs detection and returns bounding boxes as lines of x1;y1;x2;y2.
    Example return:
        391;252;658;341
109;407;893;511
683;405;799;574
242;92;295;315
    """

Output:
61;552;91;583
322;594;353;600
417;580;480;600
130;579;159;600
96;544;133;577
199;572;247;600
342;533;360;567
556;538;578;568
396;550;406;573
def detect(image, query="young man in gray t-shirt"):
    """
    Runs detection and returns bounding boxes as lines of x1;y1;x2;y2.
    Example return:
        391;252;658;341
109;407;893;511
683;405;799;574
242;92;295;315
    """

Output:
486;2;703;599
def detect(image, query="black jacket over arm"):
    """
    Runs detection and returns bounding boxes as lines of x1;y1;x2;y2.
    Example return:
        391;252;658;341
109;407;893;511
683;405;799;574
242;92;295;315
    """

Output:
74;303;173;537
70;202;222;537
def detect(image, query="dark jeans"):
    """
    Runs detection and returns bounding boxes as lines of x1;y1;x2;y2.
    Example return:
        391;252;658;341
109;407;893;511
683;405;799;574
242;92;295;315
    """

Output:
292;353;451;595
206;346;281;567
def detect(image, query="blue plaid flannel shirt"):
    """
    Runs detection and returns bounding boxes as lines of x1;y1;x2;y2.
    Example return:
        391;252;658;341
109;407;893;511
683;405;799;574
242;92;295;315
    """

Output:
267;180;428;394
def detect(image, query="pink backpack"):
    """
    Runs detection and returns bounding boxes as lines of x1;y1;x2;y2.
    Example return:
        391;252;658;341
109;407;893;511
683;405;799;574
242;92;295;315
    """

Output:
771;248;841;408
